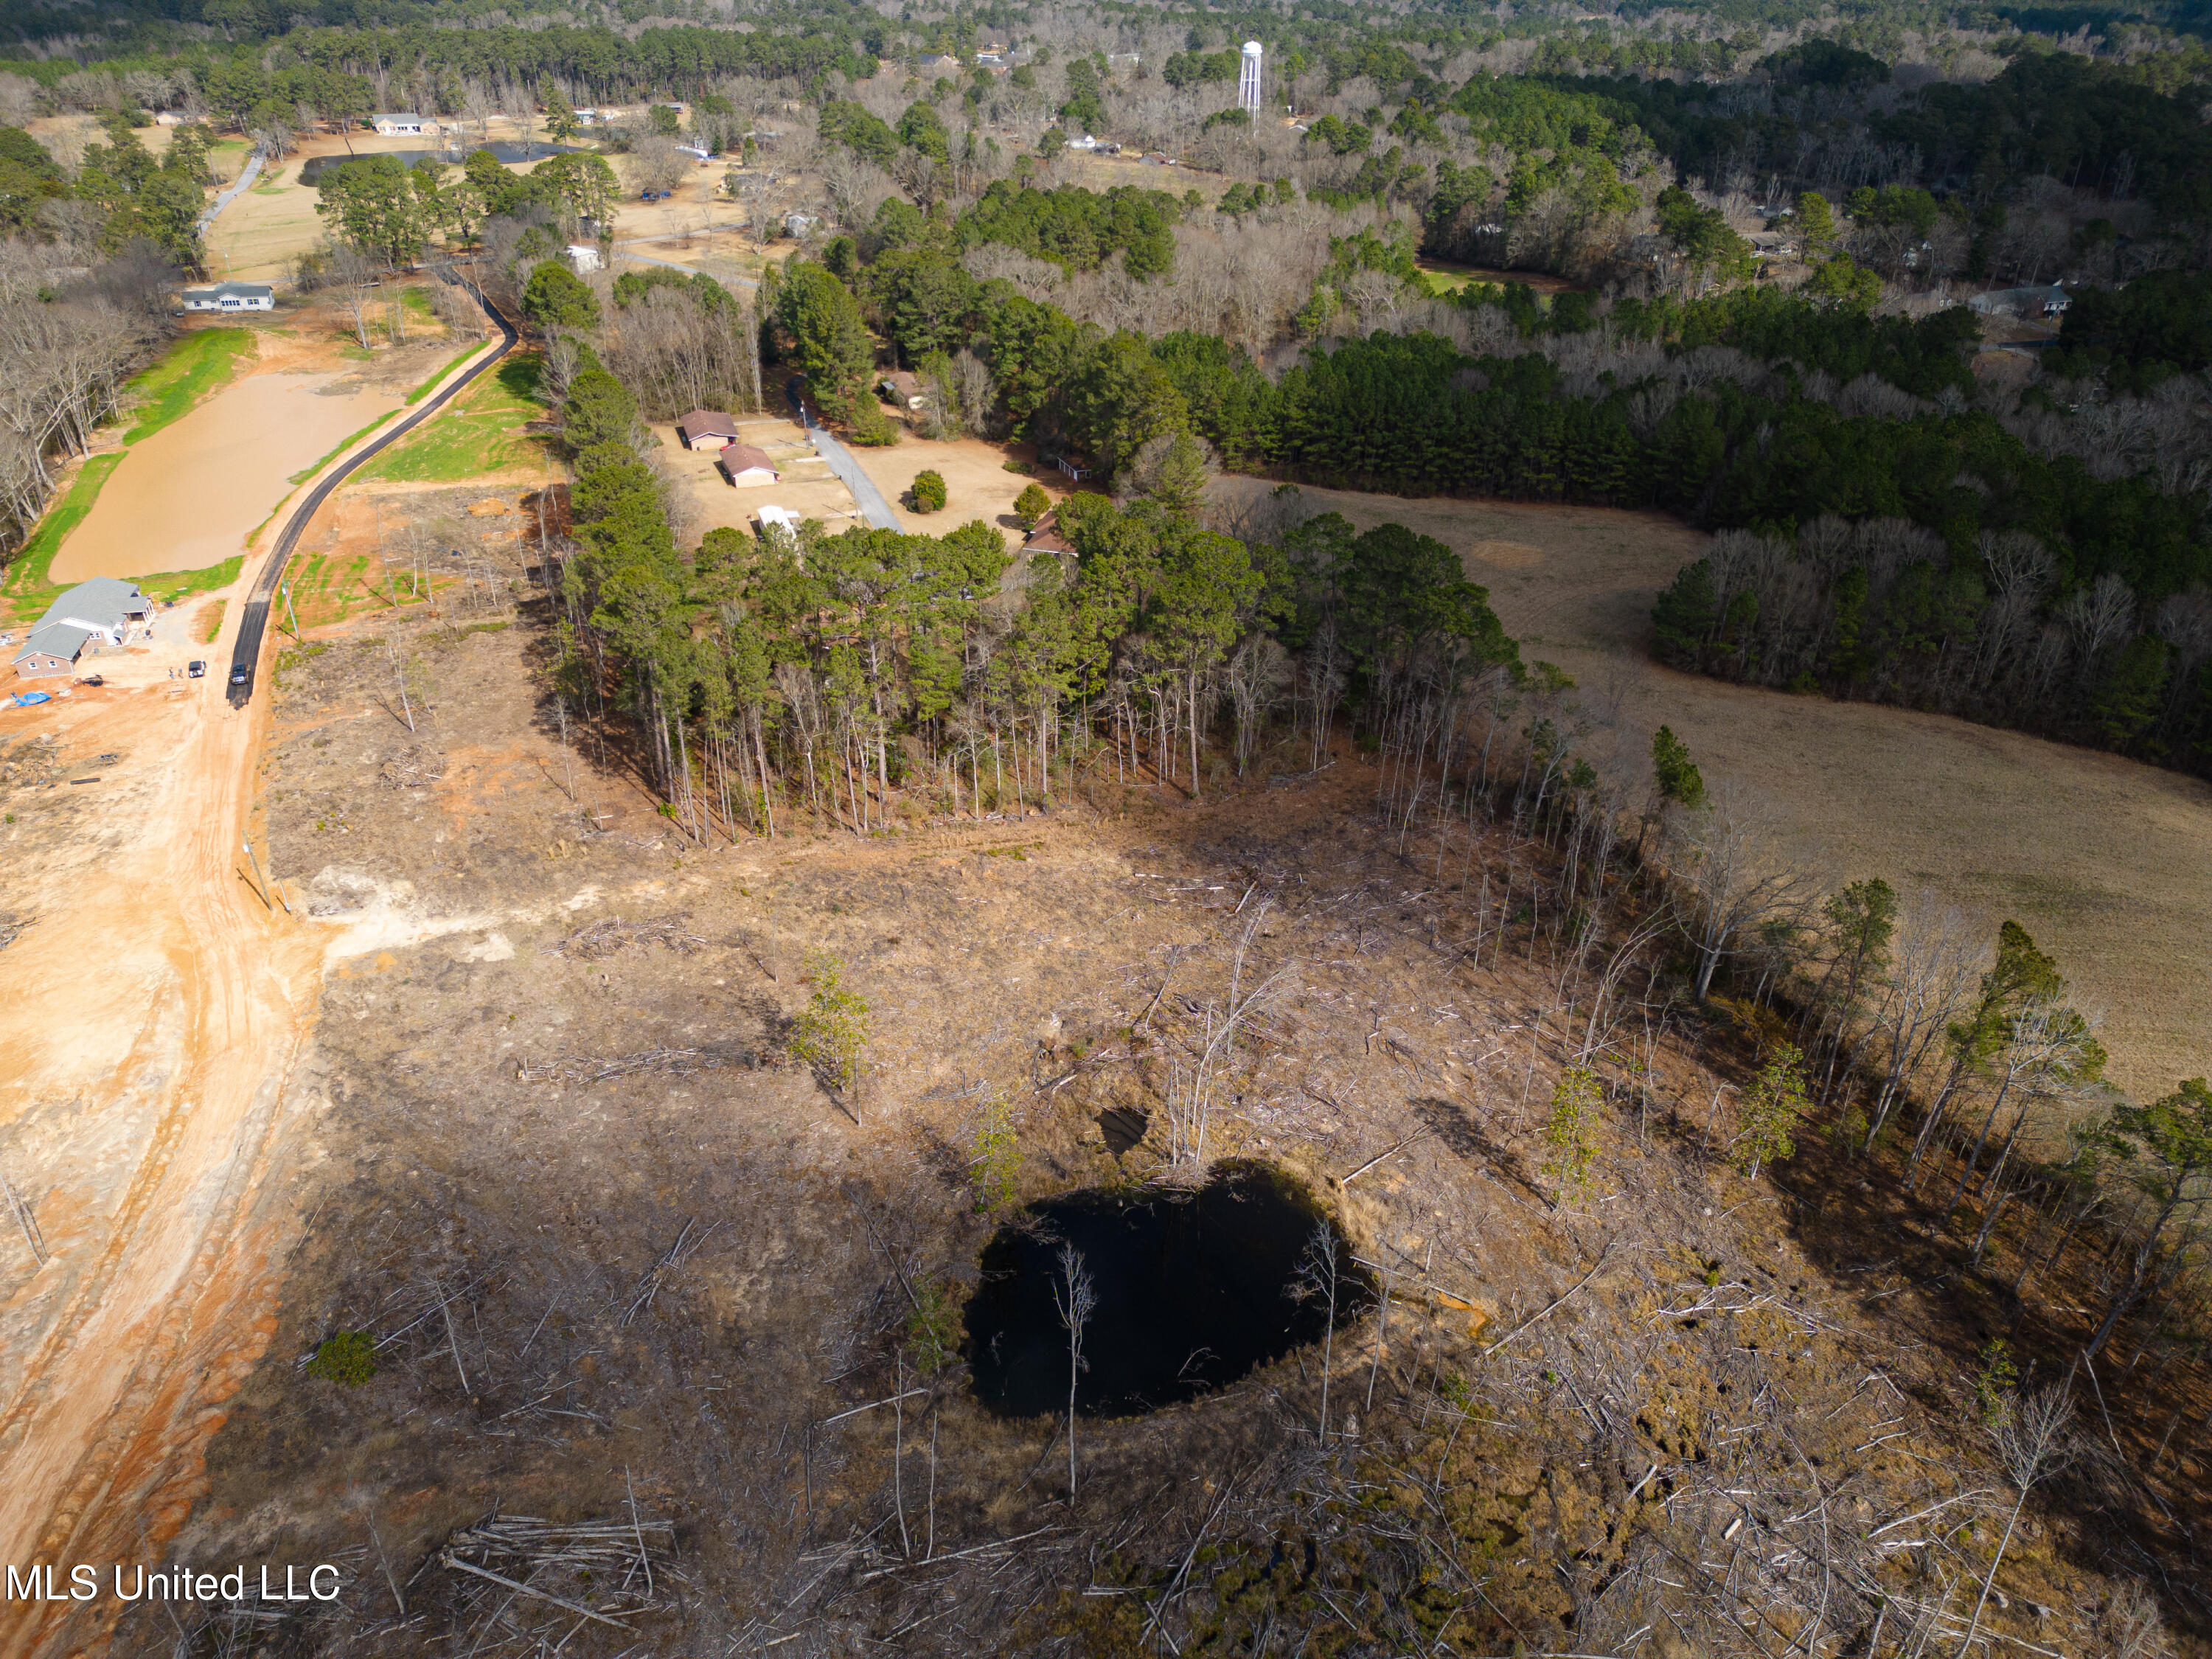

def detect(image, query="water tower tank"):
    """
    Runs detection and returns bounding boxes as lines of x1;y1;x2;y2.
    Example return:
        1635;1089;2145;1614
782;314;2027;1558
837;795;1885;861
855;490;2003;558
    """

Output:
1238;41;1263;116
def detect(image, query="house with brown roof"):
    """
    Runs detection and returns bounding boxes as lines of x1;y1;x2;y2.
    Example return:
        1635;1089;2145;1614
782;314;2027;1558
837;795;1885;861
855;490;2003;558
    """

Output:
1024;513;1076;556
717;445;780;487
678;409;744;451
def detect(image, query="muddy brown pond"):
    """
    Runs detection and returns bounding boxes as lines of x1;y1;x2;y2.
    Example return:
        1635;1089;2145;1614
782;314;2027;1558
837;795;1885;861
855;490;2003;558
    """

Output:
964;1162;1375;1418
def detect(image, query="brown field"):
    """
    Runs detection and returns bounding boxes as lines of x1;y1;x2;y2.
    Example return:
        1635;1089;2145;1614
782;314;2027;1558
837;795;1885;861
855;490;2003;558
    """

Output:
1211;478;2212;1099
653;415;859;543
844;431;1076;546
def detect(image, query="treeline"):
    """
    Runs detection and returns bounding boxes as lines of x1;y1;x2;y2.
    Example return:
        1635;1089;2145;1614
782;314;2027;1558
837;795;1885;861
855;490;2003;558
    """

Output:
2043;268;2212;390
0;237;175;558
547;316;1520;842
761;229;2212;790
819;176;1191;281
1652;514;2212;769
1877;52;2212;220
0;116;211;263
791;233;2199;601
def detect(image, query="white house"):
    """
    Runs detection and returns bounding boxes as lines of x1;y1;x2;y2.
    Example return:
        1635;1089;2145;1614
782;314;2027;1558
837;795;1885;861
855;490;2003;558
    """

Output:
783;212;819;238
757;505;799;534
154;110;189;126
567;243;603;273
180;281;274;312
1968;283;2071;319
13;577;151;679
372;113;434;136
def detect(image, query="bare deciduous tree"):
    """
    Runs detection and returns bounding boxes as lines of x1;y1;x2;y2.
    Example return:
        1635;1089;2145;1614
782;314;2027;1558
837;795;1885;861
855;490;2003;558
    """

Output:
1051;1244;1094;1501
1665;787;1818;1001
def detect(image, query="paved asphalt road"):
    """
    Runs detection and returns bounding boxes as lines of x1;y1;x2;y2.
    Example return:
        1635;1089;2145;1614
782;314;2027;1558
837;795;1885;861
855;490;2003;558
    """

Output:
786;385;903;531
198;147;265;232
226;282;518;706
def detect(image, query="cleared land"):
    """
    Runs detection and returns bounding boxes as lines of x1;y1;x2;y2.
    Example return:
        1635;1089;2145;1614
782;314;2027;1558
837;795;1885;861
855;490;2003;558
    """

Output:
1211;478;2212;1099
844;431;1071;549
655;414;858;541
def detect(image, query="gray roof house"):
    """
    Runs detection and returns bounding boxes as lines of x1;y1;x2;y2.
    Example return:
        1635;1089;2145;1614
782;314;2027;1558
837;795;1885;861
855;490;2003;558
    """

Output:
181;280;274;313
13;577;152;678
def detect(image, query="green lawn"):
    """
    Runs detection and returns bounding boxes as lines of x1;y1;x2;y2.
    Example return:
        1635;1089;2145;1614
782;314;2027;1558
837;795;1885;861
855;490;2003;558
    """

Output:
406;341;484;406
123;327;257;444
2;452;127;620
358;352;546;484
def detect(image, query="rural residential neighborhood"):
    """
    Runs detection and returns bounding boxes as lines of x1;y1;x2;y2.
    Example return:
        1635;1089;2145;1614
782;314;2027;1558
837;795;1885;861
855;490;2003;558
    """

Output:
0;4;2208;1659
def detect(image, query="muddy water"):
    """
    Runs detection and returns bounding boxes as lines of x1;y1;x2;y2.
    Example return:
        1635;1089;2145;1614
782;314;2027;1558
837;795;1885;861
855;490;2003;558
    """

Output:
49;372;404;582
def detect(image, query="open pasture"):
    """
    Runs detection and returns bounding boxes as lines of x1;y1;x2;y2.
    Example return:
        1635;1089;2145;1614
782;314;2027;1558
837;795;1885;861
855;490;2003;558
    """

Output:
1212;478;2212;1098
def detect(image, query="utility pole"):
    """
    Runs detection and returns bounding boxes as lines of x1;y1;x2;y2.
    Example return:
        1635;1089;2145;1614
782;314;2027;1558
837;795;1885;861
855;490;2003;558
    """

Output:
282;582;301;639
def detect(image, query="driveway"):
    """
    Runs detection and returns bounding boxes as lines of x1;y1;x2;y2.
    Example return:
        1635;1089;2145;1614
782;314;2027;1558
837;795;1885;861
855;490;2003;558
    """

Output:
198;145;265;232
787;384;902;531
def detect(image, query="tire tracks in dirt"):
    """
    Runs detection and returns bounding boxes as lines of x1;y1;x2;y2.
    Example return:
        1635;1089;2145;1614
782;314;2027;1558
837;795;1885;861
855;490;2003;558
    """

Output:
0;317;515;1655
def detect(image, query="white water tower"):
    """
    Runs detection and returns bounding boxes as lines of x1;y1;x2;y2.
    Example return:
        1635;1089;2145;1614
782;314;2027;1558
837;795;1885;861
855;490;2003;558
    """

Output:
1238;41;1263;119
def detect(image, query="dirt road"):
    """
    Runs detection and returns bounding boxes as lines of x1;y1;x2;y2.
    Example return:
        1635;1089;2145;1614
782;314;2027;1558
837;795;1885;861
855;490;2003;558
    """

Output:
0;319;513;1655
0;621;322;1655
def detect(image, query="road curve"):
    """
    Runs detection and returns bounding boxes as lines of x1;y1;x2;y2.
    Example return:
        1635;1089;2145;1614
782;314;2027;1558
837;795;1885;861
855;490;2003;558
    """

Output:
227;282;518;706
786;382;903;532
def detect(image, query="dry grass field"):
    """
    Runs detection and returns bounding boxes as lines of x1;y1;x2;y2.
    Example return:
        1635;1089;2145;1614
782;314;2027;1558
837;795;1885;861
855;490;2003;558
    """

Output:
845;432;1077;546
653;415;860;543
1211;478;2212;1099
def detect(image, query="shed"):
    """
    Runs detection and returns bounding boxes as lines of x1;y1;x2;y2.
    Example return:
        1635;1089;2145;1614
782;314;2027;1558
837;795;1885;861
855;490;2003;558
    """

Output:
180;281;274;313
717;445;779;487
13;577;150;679
679;409;743;450
757;505;799;535
877;372;925;411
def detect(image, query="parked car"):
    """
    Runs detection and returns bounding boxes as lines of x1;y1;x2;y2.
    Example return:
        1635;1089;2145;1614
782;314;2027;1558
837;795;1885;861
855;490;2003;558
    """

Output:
228;664;251;689
74;673;102;686
187;660;206;678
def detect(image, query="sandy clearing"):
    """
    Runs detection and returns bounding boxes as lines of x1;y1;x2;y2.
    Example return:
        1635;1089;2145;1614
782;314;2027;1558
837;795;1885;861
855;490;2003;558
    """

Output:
0;586;327;1657
0;335;514;1654
49;372;405;582
1211;478;2212;1099
843;433;1072;551
654;416;865;545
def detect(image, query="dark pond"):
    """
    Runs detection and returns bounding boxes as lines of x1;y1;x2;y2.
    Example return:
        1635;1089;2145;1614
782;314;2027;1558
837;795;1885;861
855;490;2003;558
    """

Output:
964;1161;1374;1419
298;143;583;185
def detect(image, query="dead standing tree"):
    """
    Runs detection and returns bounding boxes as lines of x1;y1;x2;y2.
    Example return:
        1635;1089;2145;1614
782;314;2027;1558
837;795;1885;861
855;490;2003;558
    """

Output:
1666;787;1818;1002
1287;1219;1344;1446
1163;900;1296;1168
1053;1243;1095;1503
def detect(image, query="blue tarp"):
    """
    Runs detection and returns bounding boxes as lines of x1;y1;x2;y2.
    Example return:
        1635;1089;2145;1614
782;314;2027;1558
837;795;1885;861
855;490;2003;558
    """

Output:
11;691;50;706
